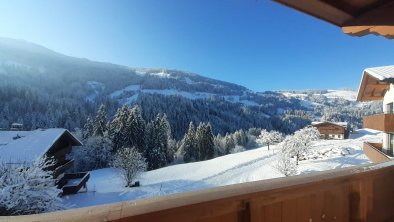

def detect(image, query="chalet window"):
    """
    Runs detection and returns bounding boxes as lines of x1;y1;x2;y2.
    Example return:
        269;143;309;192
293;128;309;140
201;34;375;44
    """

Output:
387;103;393;114
388;133;394;156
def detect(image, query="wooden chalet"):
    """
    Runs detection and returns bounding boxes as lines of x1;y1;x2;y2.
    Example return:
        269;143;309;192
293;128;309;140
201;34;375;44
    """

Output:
0;128;90;195
3;1;394;222
312;121;349;140
357;65;394;162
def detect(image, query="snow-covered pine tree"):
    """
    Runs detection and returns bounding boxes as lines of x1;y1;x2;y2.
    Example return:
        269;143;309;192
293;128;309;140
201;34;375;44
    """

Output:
108;106;130;151
182;122;197;163
195;122;214;161
0;157;64;215
127;106;146;153
224;133;235;154
111;147;147;187
234;129;248;147
160;114;175;163
203;123;215;160
93;104;108;137
83;116;94;139
144;115;168;170
213;133;226;157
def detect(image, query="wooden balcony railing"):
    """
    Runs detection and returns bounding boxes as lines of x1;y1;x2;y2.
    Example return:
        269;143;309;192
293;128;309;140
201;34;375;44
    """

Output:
3;161;394;222
60;172;90;196
363;142;391;163
53;159;74;178
363;113;394;132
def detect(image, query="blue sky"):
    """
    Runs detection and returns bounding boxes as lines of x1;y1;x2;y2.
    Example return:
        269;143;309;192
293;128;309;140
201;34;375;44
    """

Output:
0;0;393;91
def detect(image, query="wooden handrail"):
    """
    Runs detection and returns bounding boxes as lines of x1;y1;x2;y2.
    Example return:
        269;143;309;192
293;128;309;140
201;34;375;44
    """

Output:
364;142;391;163
53;159;74;178
3;161;394;221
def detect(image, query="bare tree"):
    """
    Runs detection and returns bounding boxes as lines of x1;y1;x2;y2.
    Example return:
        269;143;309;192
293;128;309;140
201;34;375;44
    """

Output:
275;151;297;177
280;126;320;165
257;129;284;150
111;147;147;187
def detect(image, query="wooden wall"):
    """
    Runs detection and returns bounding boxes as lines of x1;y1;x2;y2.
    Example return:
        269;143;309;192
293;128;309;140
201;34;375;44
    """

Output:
4;161;394;222
364;114;394;132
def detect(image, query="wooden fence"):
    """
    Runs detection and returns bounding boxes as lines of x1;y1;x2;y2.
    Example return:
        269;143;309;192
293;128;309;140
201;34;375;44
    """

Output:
3;161;394;222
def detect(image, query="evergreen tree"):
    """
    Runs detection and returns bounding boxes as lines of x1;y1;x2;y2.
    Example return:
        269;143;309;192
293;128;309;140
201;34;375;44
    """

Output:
195;122;214;161
225;133;235;154
203;123;215;160
160;114;174;163
93;104;108;137
125;106;146;153
144;115;168;170
108;106;130;151
182;122;197;163
83;116;94;139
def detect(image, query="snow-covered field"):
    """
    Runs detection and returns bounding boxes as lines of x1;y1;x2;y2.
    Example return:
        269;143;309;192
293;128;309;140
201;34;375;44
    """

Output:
281;89;357;101
64;129;381;209
109;83;259;106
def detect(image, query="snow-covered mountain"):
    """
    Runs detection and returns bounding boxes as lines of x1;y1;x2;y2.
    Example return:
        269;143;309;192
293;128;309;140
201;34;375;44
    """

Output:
0;38;381;138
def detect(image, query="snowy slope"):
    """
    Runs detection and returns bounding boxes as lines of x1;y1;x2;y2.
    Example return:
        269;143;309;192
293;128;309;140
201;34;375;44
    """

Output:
110;84;259;106
64;129;380;209
281;89;357;102
324;90;357;101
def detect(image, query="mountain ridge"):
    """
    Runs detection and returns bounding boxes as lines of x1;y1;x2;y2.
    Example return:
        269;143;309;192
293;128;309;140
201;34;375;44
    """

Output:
0;37;381;139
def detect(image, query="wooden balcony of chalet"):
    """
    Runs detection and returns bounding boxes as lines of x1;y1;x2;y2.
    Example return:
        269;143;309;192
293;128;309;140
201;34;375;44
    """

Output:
363;113;394;132
4;161;394;222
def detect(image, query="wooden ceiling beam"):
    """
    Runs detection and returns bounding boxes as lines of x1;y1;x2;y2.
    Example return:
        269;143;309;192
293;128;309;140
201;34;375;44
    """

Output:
342;1;394;39
359;95;385;101
365;83;390;91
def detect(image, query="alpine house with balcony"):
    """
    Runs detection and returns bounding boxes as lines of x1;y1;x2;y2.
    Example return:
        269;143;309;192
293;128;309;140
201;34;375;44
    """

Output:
0;128;90;195
357;65;394;162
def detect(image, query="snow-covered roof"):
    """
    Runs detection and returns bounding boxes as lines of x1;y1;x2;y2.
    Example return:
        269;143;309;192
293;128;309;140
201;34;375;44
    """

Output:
364;65;394;81
357;65;394;101
312;121;348;128
0;128;81;164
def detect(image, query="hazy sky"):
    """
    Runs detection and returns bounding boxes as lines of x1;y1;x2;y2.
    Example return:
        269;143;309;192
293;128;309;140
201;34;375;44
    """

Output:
0;0;393;91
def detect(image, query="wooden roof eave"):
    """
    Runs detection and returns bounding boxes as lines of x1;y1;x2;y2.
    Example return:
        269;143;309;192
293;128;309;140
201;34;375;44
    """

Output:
357;72;391;101
312;122;346;129
63;130;83;146
343;1;394;39
273;0;394;39
273;0;354;27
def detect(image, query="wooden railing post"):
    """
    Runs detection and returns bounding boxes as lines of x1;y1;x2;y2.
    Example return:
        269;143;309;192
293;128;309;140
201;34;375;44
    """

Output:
349;179;371;222
238;201;251;222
